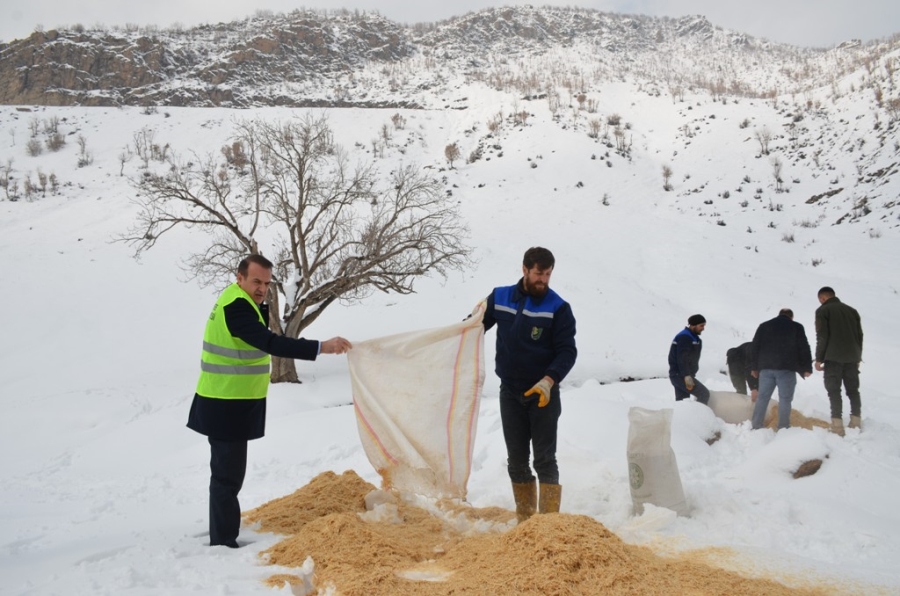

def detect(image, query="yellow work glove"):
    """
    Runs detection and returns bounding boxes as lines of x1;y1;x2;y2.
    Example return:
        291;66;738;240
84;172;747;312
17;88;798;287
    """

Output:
684;376;695;391
524;378;554;408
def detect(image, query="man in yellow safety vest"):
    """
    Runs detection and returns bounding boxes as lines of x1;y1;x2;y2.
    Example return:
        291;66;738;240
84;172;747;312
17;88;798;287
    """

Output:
187;254;351;548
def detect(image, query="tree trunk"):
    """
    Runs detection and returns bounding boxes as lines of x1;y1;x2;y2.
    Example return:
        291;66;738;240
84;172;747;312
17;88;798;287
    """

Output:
266;284;300;384
271;355;300;384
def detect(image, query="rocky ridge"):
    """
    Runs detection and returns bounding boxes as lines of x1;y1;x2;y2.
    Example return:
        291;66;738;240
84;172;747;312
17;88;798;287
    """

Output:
0;6;897;108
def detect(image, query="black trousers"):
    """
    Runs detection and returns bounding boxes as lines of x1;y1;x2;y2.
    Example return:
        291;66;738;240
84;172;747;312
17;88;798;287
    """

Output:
208;437;247;547
728;365;759;395
499;383;562;485
670;374;710;404
823;361;861;418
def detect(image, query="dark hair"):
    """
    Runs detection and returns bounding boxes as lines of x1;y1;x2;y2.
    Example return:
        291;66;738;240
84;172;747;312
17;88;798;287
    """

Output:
779;308;794;319
238;254;274;276
817;286;835;299
523;246;555;270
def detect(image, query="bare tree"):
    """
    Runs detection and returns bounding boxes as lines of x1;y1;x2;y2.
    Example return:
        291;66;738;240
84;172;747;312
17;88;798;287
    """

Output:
613;126;625;151
43;116;60;135
662;164;673;191
0;159;12;198
23;175;34;201
755;126;772;155
37;169;48;196
26;138;42;156
133;127;156;168
6;179;19;201
886;97;900;121
77;135;93;167
771;156;784;192
391;113;406;130
487;113;502;135
118;147;133;176
444;142;461;168
546;89;560;114
120;114;472;383
45;132;65;152
221;141;247;171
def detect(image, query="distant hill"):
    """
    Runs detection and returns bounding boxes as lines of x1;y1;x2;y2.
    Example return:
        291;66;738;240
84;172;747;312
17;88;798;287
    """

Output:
1;6;897;108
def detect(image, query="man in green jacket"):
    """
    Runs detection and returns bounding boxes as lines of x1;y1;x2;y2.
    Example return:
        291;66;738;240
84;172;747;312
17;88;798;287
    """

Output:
188;254;352;547
814;286;864;436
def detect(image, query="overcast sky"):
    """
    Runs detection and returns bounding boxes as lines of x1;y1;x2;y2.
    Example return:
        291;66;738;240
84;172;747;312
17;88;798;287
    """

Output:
2;0;898;48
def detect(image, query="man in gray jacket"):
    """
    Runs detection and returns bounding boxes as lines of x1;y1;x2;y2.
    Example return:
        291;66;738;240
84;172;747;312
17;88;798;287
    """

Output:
814;287;864;436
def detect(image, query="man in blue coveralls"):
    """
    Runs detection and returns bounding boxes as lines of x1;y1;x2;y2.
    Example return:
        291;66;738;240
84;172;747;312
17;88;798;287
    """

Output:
668;314;710;404
481;247;577;523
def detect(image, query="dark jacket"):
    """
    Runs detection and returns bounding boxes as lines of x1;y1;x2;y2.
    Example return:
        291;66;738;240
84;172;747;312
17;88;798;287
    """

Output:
815;297;863;363
726;342;758;390
668;327;702;378
726;342;753;369
187;299;319;441
750;314;813;375
482;279;577;392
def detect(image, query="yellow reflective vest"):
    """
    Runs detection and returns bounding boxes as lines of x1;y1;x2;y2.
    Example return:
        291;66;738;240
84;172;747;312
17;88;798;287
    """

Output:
195;283;271;399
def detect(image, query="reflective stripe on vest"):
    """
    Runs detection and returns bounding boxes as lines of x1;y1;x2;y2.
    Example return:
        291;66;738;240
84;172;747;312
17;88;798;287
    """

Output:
195;283;271;399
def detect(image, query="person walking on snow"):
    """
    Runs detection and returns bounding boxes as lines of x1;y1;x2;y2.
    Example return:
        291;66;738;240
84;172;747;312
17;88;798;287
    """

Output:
481;247;577;523
187;254;352;548
814;286;864;436
668;314;709;404
749;308;813;430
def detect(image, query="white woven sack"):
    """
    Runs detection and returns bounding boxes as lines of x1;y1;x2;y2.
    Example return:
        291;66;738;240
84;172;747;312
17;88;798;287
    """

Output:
348;302;486;499
708;390;776;424
627;407;688;516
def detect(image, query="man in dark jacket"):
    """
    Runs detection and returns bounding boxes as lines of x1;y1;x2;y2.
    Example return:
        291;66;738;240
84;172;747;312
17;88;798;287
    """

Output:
482;247;577;523
188;254;351;548
668;314;709;404
749;309;813;430
814;286;864;435
726;342;758;398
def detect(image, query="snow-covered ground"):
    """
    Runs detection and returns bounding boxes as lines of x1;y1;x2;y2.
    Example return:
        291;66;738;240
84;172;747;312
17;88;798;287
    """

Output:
1;68;899;595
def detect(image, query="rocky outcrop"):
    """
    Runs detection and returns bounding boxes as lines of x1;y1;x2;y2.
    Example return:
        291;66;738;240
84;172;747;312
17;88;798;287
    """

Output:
0;11;413;107
0;7;892;107
0;30;184;105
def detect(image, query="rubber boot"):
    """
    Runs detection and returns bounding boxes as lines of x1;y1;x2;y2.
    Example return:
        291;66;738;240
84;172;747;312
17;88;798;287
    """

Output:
538;483;562;514
512;481;537;523
849;415;862;430
830;418;845;437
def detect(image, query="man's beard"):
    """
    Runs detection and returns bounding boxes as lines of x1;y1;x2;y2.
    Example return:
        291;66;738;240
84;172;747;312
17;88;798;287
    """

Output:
523;278;549;298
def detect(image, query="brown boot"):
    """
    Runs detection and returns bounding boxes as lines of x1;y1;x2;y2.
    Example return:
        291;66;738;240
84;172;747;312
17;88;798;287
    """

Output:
512;481;537;523
830;418;845;437
849;415;862;430
538;483;562;514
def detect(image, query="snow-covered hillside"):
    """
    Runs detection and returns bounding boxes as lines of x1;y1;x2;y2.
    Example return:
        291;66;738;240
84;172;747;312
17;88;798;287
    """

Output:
2;6;899;109
1;48;899;594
